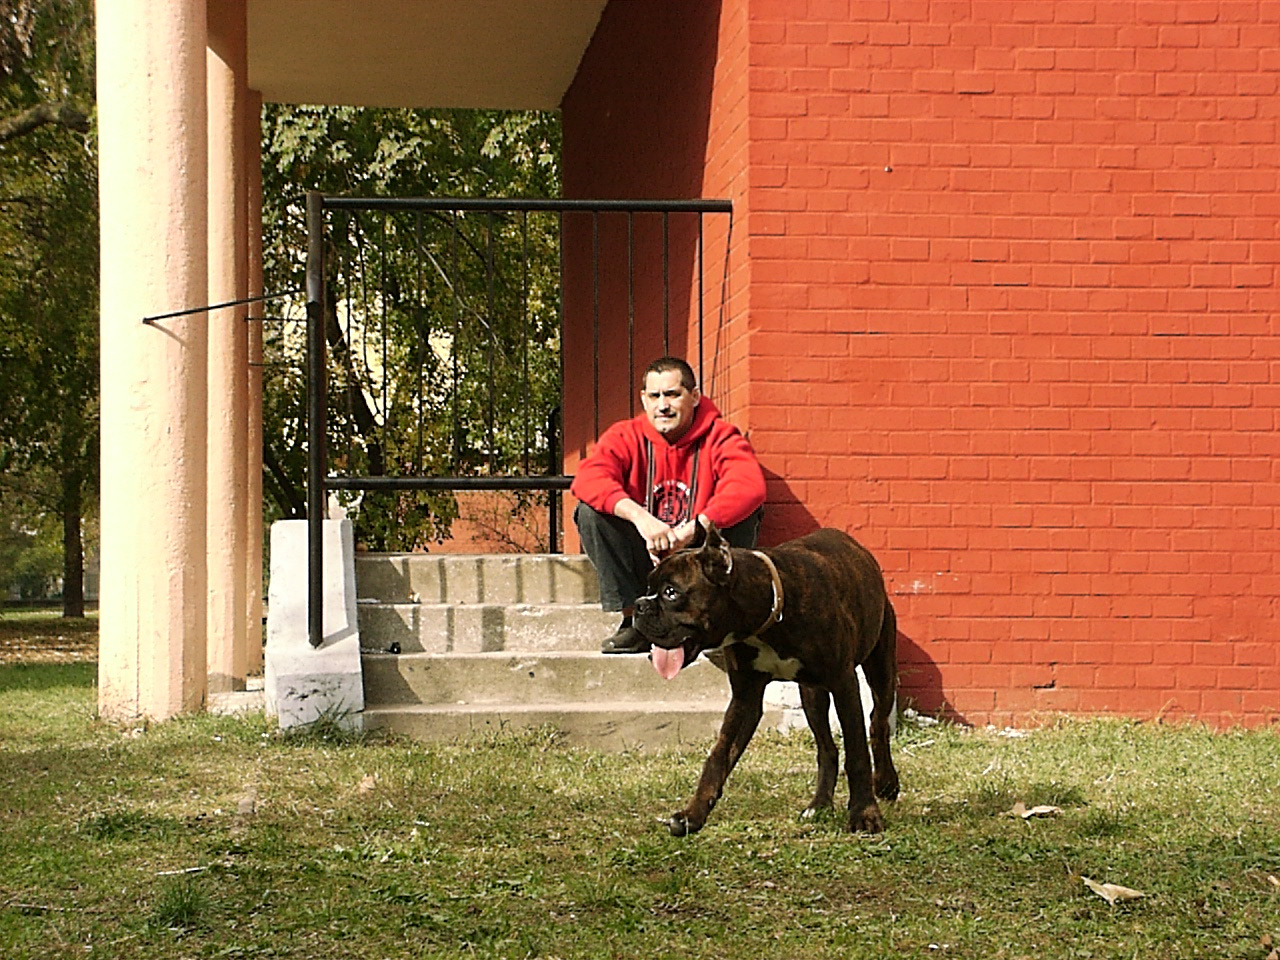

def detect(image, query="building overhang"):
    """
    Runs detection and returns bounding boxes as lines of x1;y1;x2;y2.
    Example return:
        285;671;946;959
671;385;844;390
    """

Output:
246;0;606;111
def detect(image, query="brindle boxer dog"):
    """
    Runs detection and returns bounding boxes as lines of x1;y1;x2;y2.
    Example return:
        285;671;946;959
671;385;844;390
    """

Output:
633;521;899;837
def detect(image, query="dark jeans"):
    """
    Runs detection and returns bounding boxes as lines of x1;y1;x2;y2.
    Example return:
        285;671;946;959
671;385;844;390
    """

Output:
573;503;763;613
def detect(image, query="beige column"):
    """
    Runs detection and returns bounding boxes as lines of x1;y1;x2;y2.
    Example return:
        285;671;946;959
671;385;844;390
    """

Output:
206;0;250;692
97;0;209;719
246;88;265;674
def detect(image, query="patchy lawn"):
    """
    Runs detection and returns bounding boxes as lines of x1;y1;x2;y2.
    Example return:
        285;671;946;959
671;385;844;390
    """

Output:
0;617;1277;959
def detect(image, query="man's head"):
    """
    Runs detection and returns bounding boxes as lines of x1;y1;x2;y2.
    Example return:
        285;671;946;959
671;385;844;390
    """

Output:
641;357;701;442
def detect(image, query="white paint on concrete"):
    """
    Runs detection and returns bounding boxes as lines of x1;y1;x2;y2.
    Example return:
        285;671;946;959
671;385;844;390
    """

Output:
266;520;364;730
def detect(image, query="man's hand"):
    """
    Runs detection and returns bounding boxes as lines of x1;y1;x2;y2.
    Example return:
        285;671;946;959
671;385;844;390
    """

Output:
671;517;703;551
633;512;678;557
613;499;693;559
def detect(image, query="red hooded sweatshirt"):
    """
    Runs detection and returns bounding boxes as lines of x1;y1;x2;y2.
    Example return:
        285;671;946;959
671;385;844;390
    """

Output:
571;397;766;529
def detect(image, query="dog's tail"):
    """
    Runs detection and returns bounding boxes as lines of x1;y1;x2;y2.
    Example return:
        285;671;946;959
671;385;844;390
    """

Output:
878;598;899;690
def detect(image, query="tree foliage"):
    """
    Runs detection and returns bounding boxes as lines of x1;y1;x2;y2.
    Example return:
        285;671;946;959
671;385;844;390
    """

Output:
0;0;97;613
0;0;90;143
0;4;570;608
260;106;562;550
0;496;62;598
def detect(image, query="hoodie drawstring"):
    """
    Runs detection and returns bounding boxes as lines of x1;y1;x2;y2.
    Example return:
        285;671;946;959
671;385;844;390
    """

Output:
644;438;702;524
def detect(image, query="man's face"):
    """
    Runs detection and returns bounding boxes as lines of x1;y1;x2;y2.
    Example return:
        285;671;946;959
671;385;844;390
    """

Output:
641;369;700;441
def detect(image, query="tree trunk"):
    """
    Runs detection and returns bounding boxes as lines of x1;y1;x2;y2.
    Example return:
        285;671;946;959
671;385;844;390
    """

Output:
263;441;306;519
61;468;85;618
325;297;386;475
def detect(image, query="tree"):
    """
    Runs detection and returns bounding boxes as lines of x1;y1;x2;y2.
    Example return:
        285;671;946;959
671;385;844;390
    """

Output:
0;477;63;600
0;1;90;143
259;106;563;550
0;0;97;616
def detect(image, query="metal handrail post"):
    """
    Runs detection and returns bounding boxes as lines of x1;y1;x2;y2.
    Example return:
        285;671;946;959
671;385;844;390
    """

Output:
547;407;561;554
305;192;326;647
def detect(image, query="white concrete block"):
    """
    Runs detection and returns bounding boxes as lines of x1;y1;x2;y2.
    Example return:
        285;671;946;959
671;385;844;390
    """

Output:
265;519;364;730
764;667;897;738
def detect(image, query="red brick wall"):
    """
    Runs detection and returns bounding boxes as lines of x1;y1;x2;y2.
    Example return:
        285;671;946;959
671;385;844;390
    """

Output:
746;0;1280;726
562;0;1279;728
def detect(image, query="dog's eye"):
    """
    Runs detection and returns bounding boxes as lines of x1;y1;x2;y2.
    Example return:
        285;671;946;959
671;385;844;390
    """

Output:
662;585;680;602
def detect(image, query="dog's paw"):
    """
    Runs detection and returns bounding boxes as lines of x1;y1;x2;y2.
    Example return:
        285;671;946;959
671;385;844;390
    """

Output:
666;812;701;838
874;770;900;802
847;803;885;834
799;805;845;831
800;801;835;822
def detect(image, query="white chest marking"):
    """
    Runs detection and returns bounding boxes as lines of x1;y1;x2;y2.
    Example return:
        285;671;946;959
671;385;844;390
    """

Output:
741;635;802;681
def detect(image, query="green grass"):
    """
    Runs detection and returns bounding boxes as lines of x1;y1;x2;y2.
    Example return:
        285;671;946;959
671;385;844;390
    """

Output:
0;661;1277;959
0;607;97;630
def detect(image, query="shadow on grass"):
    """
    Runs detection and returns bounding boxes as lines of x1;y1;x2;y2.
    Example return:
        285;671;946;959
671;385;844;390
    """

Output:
0;662;96;693
914;777;1090;825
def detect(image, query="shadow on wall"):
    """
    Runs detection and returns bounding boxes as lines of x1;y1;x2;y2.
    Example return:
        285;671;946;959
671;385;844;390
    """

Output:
760;469;958;725
560;0;727;453
759;469;821;546
895;631;965;725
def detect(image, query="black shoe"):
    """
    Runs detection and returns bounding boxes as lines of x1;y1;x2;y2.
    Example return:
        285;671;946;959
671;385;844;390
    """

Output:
601;621;651;655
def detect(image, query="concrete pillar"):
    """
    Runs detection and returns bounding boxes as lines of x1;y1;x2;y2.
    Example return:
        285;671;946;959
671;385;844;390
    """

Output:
246;88;265;675
206;0;249;692
97;0;209;719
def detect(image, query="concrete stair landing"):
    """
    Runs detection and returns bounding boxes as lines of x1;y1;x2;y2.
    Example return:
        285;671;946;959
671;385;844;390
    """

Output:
356;552;778;750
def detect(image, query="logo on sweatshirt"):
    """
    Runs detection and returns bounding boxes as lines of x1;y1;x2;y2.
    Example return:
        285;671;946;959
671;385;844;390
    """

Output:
651;480;692;525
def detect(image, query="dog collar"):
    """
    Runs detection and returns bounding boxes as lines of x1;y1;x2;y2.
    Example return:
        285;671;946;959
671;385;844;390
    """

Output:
749;550;784;635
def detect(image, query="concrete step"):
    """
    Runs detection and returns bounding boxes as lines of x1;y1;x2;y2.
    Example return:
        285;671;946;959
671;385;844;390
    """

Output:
351;551;798;752
357;602;620;654
356;553;602;605
361;650;731;708
361;700;784;752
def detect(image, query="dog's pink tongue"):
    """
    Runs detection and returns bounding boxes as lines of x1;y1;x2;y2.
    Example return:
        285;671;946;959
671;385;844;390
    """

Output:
651;645;685;680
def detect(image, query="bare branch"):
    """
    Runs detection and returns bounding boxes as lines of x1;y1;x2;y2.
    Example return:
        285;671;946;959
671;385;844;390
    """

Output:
0;100;89;144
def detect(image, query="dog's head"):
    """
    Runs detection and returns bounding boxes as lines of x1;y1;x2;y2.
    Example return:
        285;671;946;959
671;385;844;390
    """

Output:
633;520;736;679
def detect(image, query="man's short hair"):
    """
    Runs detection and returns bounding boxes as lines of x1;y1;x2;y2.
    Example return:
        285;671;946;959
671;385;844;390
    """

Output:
643;356;697;391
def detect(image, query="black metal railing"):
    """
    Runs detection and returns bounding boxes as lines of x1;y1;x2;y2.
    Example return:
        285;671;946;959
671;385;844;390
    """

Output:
303;193;732;647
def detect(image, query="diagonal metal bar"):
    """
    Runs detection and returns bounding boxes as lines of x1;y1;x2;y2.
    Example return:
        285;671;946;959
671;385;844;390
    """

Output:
142;289;302;325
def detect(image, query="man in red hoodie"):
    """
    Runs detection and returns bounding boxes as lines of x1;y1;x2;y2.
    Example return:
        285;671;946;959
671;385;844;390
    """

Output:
571;356;767;654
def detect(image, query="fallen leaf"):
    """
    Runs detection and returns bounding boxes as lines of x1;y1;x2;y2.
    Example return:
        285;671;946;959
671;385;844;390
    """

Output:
1268;875;1280;889
1082;876;1145;905
1263;934;1273;947
1007;802;1062;819
357;774;377;795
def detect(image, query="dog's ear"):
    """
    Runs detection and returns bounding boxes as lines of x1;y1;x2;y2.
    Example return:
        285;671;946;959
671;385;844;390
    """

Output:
698;520;733;585
687;516;711;549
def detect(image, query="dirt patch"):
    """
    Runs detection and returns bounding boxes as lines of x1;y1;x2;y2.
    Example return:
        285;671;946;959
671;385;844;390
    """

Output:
0;616;98;665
